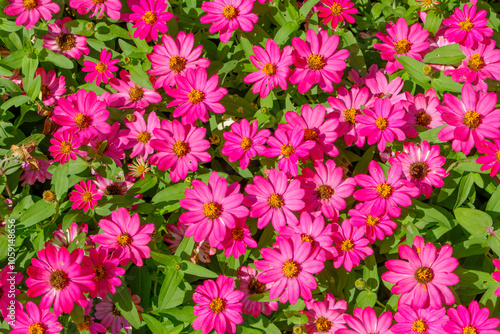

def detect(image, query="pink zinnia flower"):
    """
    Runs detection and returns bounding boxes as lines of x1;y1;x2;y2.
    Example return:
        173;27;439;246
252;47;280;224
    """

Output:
165;68;227;123
128;0;173;42
348;63;379;87
219;218;257;258
94;174;134;197
36;68;66;106
393;305;448;334
289;29;349;94
70;0;121;20
493;259;500;297
95;296;132;334
4;0;59;30
70;180;102;211
278;104;339;162
88;122;125;166
179;171;249;247
443;301;500;334
237;265;278;318
302;293;348;334
438;83;500;155
147;31;210;90
477;140;500;177
244;38;293;98
120;111;161;160
92;207;154;266
327;85;371;147
42;17;89;60
26;245;95;315
19;159;53;186
264;126;315;176
443;4;493;48
244;168;305;229
83;248;126;298
193;275;244;334
389;141;449;198
382;236;459;309
46;222;91;250
332;220;373;272
53;89;111;142
0;265;22;320
356;97;406;152
316;0;358;29
150;119;211;182
374;18;429;74
108;70;162;111
9;301;63;334
349;203;397;244
164;223;216;264
200;0;258;43
401;88;444;137
221;119;271;170
339;307;394;334
299;160;356;221
353;160;420;217
77;298;107;334
255;235;325;305
83;49;120;86
365;70;405;104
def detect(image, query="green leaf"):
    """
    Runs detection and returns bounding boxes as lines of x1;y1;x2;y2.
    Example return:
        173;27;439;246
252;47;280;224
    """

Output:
299;0;320;18
142;314;168;334
109;284;141;329
0;95;31;111
182;261;218;278
396;55;431;89
128;265;152;310
41;49;74;69
454;208;492;237
423;43;465;65
431;72;464;93
413;200;454;229
273;22;299;46
17;199;56;229
423;10;444;35
488;235;500;257
158;267;184;311
454;173;475;209
53;163;69;200
129;64;154;90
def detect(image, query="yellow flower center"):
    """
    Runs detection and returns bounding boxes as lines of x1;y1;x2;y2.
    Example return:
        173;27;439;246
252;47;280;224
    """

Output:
330;3;343;15
316;184;334;200
210;298;226;313
376;117;388;130
262;63;277;76
411;319;428;333
366;215;380;226
496;151;500;162
28;323;47;334
40;84;50;99
416;111;432;127
460;18;473;31
142;11;158;24
222;5;238;19
248;277;267;294
93;0;106;4
462;326;478;334
136;131;151;144
304;128;318;141
268;193;284;208
316;316;333;332
112;305;122;316
308;54;326;71
23;0;38;10
409;161;429;180
129;86;144;101
341;239;354;252
231;228;244;241
173;141;189;157
282;259;300;278
463;110;481;128
301;234;315;244
414;266;434;284
344;108;360;124
95;62;107;73
240;137;252;150
56;34;76;51
77;315;92;331
81;191;94;203
188;89;205;104
61;141;73;154
49;270;69;290
468;54;485;71
169;56;187;74
424;0;433;4
394;39;411;54
117;233;133;246
93;265;107;281
280;144;295;157
203;202;223;220
74;113;92;129
376;183;393;198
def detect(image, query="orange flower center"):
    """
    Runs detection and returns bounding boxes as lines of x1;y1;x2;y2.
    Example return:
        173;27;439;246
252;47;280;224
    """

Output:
61;141;73;154
414;266;434;284
142;11;158;24
316;184;334;200
112;305;122;316
280;144;295;157
330;3;343;15
81;191;94;203
95;62;107;73
210;298;226;313
376;183;393;198
40;84;50;99
105;185;123;195
23;0;38;10
282;259;299;278
129;86;144;101
173;141;189;157
304;128;318;141
316;316;333;332
117;233;133;246
468;53;484;71
341;239;354;252
77;316;92;331
416;111;432;127
203;202;223;220
409;161;429;180
74;113;92;129
308;54;326;71
344;108;360;124
169;56;187;74
222;5;238;19
460;18;473;31
496;151;500;162
411;319;428;334
240;137;252;150
56;34;76;51
268;193;284;208
248;277;267;294
188;89;205;104
376;117;388;130
463;110;481;128
301;234;315;244
262;63;277;76
93;265;107;281
366;215;380;226
394;39;410;54
231;228;244;241
50;270;69;290
136;131;151;143
462;326;478;334
28;323;47;334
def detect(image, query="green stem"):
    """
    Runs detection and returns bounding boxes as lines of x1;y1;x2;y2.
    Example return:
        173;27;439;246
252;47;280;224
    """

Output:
376;300;386;309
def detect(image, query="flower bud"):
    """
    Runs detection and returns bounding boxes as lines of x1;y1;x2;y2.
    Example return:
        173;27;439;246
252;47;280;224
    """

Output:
355;278;366;290
293;325;305;334
86;22;94;31
184;177;192;187
423;65;433;76
43;190;57;204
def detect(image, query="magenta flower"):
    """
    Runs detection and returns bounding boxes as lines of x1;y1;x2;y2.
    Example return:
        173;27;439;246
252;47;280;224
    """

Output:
95;297;132;334
299;160;356;221
53;89;111;142
244;168;305;229
374;17;429;74
9;301;63;334
42;17;89;60
365;70;405;104
4;0;59;30
94;174;134;197
493;259;500;297
393;305;448;334
221;119;271;170
120;111;161;160
70;180;102;212
150;119;211;182
244;38;293;98
237;265;278;317
193;275;244;334
302;293;348;334
88;122;126;166
389;141;449;198
339;307;394;334
332;220;373;272
279;104;339;161
164;223;216;264
289;29;349;94
26;245;95;315
179;171;249;247
200;0;258;43
327;85;371;147
93;207;154;266
77;299;107;333
147;31;210;90
316;0;358;29
0;265;22;320
438;83;500;155
83;49;120;86
166;68;227;123
382;236;459;309
264;126;315;176
70;0;122;20
219;218;257;258
36;68;66;106
83;248;125;298
401;88;444;137
108;70;162;111
356;97;407;152
477;140;500;177
353;160;420;217
255;235;324;304
349;203;397;244
443;4;493;48
19;159;53;186
128;0;173;42
443;301;500;334
46;222;91;250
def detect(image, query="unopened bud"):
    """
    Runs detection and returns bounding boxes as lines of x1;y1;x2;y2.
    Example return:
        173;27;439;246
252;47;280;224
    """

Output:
261;107;268;114
86;22;94;31
43;190;57;204
423;65;433;76
126;114;136;122
355;278;366;290
123;56;131;65
293;325;305;334
184;176;192;187
174;262;182;271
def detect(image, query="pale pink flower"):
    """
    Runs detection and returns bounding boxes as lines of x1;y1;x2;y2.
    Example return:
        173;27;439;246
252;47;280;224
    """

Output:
237;265;278;318
42;17;89;60
36;68;66;106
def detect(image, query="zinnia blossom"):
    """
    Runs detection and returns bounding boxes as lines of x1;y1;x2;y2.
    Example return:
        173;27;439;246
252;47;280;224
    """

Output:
128;0;173;42
338;307;394;334
219;218;257;258
9;301;63;334
221;119;271;170
69;180;102;212
165;68;227;123
192;275;244;334
70;0;122;20
108;70;162;111
94;174;134;197
83;248;125;298
438;83;500;155
244;168;305;229
94;296;132;334
83;49;120;86
120;111;161;160
443;3;493;48
0;266;22;320
36;68;66;106
382;236;459;309
480;141;500;176
443;301;500;334
316;0;358;29
237;265;279;318
26;245;95;315
393;305;448;334
493;259;500;297
255;235;324;304
92;207;155;266
400;88;444;137
200;0;258;43
374;17;429;74
4;0;59;30
42;17;90;60
332;220;373;272
289;29;349;93
365;70;405;105
76;298;107;333
179;171;249;247
19;159;53;186
88;122;125;167
164;223;216;264
45;222;91;250
301;293;348;334
244;38;293;98
349;203;397;244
